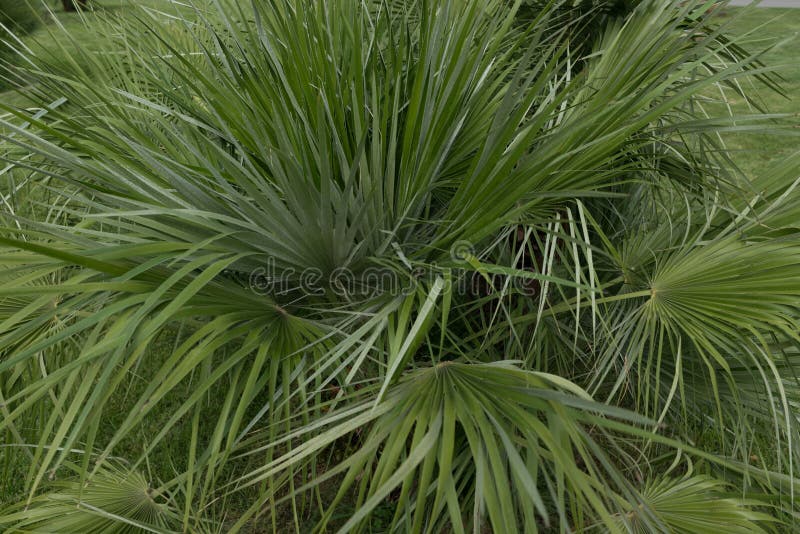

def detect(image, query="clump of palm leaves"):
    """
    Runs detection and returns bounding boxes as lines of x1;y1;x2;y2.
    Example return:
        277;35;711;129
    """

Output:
0;0;799;532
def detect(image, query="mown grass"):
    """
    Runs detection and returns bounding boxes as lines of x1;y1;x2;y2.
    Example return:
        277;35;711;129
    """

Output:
714;5;800;177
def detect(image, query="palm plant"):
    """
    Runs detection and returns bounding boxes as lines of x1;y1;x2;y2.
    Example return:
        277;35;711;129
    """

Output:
1;0;799;531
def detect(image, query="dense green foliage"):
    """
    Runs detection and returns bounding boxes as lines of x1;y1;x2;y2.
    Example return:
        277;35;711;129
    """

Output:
1;0;800;532
518;0;640;39
0;0;41;89
0;1;40;34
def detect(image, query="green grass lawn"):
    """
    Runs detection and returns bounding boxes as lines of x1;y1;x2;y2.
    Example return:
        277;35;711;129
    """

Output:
714;6;800;176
